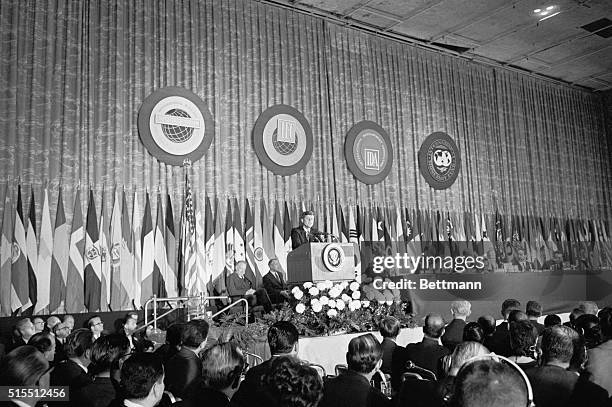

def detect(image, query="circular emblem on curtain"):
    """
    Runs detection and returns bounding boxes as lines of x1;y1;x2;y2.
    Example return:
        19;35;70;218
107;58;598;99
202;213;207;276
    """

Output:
322;243;345;272
418;132;461;190
137;86;214;166
344;121;393;184
252;105;313;176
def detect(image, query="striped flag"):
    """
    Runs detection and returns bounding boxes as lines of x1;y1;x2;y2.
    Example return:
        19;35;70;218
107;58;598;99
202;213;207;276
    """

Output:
233;198;245;264
225;199;234;266
348;205;358;243
25;188;38;313
99;192;110;311
283;202;292;256
338;204;348;243
178;179;196;295
49;189;68;314
165;194;178;297
331;204;339;240
274;201;287;273
109;188;123;310
11;185;30;313
261;200;275;267
245;198;264;286
211;198;226;296
195;197;207;293
84;189;102;312
153;194;168;298
120;190;133;309
65;189;85;313
140;192;154;305
203;196;214;295
132;192;142;308
1;187;13;316
34;187;52;314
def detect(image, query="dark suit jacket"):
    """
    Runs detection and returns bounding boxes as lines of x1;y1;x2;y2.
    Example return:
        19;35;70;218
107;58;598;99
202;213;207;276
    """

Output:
380;338;398;375
487;321;512;356
182;384;230;407
585;340;612;397
391;338;449;391
226;273;255;299
525;365;578;407
290;226;320;250
441;319;466;352
71;376;118;407
529;319;545;336
319;370;391;407
50;358;92;389
262;271;287;304
230;359;275;407
164;348;202;399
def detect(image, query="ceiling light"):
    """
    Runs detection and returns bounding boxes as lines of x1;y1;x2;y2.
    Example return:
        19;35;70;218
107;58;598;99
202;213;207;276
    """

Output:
546;5;554;10
540;10;549;15
534;8;541;12
539;11;560;21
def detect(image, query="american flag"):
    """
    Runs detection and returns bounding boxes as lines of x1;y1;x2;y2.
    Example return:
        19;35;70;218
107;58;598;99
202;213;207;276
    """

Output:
178;175;198;296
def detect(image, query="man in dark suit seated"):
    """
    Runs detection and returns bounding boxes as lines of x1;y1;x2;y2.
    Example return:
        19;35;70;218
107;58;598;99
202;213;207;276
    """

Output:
227;260;272;312
164;320;209;399
0;345;50;406
585;306;612;398
262;258;289;305
487;298;521;356
290;210;321;250
50;328;94;393
379;316;401;375
230;321;300;407
512;247;533;272
391;313;449;392
526;300;545;335
8;318;35;351
319;333;391;407
107;353;166;407
442;300;471;352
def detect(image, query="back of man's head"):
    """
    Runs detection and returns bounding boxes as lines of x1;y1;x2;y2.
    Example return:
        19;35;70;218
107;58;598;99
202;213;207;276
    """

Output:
379;316;400;338
451;300;472;318
346;333;382;374
508;310;528;323
541;325;577;365
424;313;445;339
268;321;299;354
201;342;245;391
90;333;130;374
477;316;496;337
0;346;49;386
120;353;164;403
181;321;207;349
263;356;323;407
578;301;598;316
501;299;521;319
598;306;612;339
65;328;94;359
543;314;561;328
525;301;542;318
451;358;529;407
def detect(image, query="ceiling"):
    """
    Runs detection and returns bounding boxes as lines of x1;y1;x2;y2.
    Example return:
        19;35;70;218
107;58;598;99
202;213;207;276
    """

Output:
265;0;612;91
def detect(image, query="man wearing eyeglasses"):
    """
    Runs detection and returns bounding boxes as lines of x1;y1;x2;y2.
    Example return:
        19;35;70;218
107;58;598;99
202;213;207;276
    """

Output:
88;315;104;340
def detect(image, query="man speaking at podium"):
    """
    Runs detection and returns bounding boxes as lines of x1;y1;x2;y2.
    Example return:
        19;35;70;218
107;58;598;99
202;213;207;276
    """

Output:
291;210;322;249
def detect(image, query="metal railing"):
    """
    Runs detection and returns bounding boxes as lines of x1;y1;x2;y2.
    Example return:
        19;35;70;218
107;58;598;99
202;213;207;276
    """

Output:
142;293;231;330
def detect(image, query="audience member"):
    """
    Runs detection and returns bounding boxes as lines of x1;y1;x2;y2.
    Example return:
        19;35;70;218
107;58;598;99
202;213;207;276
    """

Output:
164;320;209;399
50;328;94;391
507;309;528;323
72;333;130;407
379;316;401;375
263;258;290;305
10;318;35;350
63;314;75;332
319;333;391;407
121;312;140;350
53;321;71;362
439;342;490;402
462;322;484;344
392;313;449;391
574;314;603;349
33;317;45;333
108;353;166;407
28;331;56;362
565;308;585;330
231;321;300;407
585;306;612;396
262;356;323;407
578;301;599;316
88;315;105;340
476;315;496;350
442;300;471;352
487;299;521;356
0;345;50;406
526;300;545;335
543;314;561;328
154;322;186;363
136;339;156;353
449;357;530;407
508;320;538;369
46;316;61;333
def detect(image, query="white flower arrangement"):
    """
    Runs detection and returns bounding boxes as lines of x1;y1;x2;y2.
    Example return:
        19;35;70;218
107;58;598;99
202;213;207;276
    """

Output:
336;300;346;311
303;282;314;289
319;296;329;305
293;289;304;300
308;287;320;296
351;290;361;300
341;293;352;303
349;281;360;291
327;309;338;317
316;282;327;291
295;303;306;314
328;299;337;309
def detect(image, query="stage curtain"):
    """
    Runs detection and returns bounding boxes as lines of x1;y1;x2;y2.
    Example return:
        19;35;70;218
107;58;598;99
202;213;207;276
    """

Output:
0;0;610;228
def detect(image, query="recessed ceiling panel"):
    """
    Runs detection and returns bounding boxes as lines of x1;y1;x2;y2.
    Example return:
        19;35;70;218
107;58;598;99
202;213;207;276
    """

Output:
534;35;610;65
350;8;400;28
297;0;365;14
366;0;439;19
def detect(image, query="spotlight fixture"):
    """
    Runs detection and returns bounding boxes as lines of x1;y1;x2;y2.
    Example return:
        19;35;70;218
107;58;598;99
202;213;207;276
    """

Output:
533;5;560;21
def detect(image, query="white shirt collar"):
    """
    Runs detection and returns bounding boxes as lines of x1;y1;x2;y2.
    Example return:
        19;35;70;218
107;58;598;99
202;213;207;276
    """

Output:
124;400;147;407
72;358;88;373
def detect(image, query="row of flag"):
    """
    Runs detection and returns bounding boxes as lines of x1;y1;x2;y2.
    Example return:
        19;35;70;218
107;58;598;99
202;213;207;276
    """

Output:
1;181;611;316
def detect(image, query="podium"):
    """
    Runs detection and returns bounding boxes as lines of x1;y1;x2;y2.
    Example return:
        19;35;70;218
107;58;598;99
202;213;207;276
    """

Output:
287;242;356;283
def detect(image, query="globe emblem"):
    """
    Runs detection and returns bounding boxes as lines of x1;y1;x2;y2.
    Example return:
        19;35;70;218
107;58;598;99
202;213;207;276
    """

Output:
161;109;194;143
272;127;298;155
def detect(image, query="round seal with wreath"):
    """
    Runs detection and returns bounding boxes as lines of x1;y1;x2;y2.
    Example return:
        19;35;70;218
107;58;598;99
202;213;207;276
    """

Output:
344;121;393;185
138;87;214;166
418;132;461;190
252;105;313;176
322;243;346;273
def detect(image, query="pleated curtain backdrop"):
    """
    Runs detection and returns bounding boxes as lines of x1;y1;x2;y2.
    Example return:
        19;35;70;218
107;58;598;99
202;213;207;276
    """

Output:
0;0;610;232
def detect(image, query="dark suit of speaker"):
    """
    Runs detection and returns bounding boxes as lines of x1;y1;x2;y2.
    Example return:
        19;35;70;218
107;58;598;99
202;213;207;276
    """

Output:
291;226;320;250
164;348;202;399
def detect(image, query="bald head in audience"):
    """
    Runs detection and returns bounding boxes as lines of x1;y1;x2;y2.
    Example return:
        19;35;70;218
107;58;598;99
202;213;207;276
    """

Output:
424;313;446;339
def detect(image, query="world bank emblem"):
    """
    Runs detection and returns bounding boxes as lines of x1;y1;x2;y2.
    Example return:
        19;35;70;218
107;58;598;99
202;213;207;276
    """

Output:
138;87;214;166
418;132;461;190
344;121;393;184
253;105;313;176
322;243;345;273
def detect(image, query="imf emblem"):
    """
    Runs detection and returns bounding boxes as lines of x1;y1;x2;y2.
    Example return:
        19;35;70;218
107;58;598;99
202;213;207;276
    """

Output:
322;243;346;273
418;132;461;190
253;105;313;176
138;87;214;166
345;121;393;185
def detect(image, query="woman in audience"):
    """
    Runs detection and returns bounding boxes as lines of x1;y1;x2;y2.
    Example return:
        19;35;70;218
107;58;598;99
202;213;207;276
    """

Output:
462;322;485;344
544;314;562;328
182;342;246;407
574;314;603;349
262;356;323;407
0;345;50;407
71;333;130;407
438;341;490;404
28;331;56;363
508;320;539;369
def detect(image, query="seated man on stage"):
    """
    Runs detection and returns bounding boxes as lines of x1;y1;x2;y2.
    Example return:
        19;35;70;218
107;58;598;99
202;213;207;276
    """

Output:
263;258;290;305
227;260;272;313
291;210;322;250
